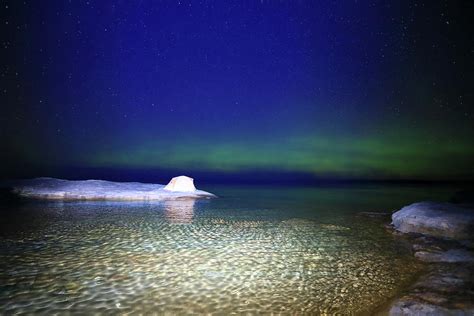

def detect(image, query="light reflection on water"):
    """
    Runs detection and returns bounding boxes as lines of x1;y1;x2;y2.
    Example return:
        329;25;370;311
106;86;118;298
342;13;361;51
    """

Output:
0;184;461;314
164;199;195;224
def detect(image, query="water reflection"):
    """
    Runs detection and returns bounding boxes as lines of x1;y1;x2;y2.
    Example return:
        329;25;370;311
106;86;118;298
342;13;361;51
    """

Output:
163;199;195;224
0;184;457;314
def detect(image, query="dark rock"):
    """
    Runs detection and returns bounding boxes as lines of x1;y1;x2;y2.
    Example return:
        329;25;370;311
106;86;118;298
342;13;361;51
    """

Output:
414;249;474;263
450;190;474;205
358;211;390;218
459;240;474;250
388;202;474;314
389;300;474;315
388;264;474;315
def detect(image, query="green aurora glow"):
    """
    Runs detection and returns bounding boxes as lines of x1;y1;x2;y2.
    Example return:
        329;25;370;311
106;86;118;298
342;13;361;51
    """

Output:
2;1;473;181
87;132;474;180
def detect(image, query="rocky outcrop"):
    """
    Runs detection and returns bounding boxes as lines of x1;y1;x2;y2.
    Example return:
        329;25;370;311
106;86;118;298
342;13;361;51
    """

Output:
389;264;474;315
414;249;474;263
387;202;474;315
391;202;474;240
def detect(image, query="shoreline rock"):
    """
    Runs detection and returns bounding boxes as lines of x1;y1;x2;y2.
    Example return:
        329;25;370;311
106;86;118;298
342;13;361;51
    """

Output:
414;249;474;263
388;263;474;315
386;202;474;315
392;202;474;240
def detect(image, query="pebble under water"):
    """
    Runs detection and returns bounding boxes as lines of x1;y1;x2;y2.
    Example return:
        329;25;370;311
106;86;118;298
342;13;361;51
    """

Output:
1;185;458;314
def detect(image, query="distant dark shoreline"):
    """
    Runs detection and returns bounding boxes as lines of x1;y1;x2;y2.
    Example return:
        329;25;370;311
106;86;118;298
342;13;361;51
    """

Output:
2;176;474;188
2;166;474;187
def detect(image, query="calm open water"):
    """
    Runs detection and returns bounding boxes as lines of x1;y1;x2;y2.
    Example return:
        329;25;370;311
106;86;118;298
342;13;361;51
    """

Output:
0;184;463;314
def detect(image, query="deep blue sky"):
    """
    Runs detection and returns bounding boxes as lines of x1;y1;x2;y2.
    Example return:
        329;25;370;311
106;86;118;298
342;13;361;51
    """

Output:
1;1;473;182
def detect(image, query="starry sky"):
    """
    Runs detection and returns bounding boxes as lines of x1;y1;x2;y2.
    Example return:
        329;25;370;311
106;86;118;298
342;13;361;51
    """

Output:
1;1;473;182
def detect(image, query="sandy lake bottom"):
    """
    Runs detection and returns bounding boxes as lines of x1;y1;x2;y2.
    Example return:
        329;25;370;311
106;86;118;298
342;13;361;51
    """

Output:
0;184;464;314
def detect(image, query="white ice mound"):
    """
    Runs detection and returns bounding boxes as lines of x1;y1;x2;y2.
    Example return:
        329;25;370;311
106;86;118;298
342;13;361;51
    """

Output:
10;177;216;201
164;175;196;192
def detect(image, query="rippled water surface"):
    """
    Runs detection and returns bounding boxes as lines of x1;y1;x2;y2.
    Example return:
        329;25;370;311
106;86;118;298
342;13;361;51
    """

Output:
0;184;460;314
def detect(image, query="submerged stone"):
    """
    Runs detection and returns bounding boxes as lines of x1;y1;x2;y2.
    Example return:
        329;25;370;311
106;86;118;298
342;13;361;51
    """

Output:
358;211;391;218
414;249;474;263
388;264;474;315
389;300;473;316
388;202;474;314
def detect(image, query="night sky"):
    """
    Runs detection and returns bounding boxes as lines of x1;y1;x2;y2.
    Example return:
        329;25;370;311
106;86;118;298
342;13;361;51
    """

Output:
1;1;473;182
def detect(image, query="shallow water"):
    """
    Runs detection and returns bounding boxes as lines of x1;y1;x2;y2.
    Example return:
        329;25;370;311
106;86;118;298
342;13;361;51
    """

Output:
0;184;462;314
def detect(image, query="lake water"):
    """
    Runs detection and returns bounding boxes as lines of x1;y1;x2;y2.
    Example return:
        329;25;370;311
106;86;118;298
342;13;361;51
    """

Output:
0;184;462;314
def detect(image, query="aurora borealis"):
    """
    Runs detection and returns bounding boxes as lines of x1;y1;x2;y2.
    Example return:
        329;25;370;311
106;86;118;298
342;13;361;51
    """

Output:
1;1;473;181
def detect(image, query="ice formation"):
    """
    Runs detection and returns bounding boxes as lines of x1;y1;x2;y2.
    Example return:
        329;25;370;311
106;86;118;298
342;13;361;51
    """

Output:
9;177;216;201
163;175;196;192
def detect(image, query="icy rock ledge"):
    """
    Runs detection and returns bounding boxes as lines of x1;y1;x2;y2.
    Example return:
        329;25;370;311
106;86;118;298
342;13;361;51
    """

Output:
9;177;216;201
391;202;474;240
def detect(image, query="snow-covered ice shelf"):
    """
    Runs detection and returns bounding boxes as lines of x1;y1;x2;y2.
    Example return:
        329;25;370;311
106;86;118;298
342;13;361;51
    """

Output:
8;177;216;201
